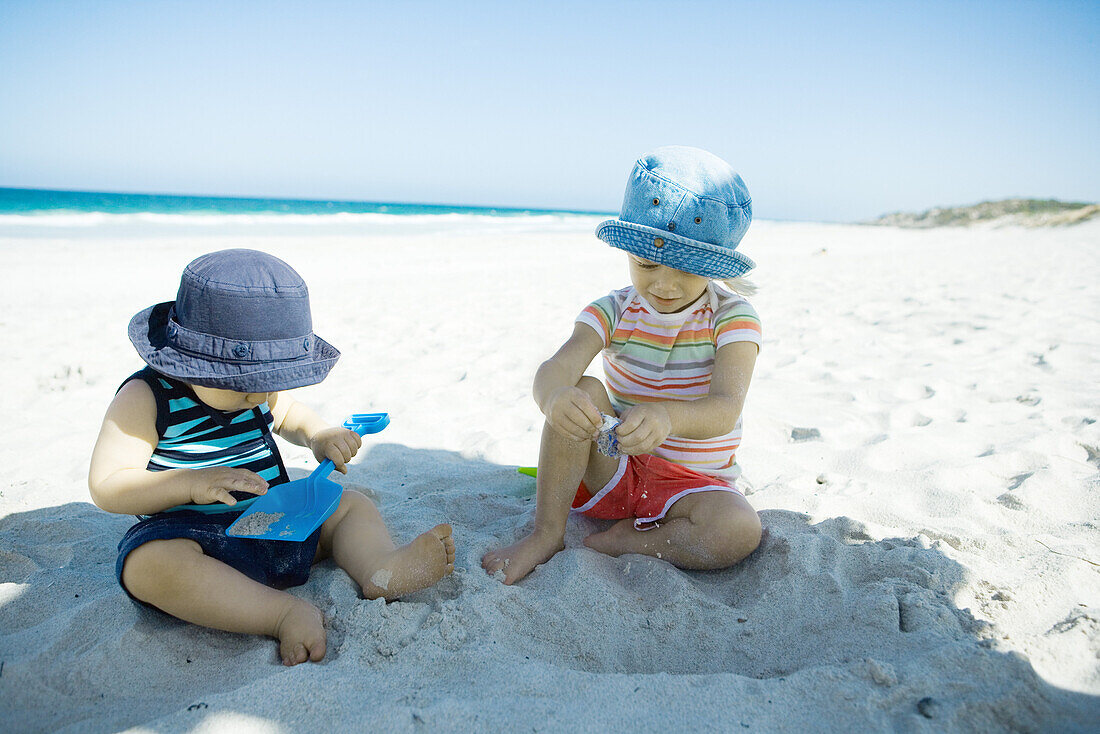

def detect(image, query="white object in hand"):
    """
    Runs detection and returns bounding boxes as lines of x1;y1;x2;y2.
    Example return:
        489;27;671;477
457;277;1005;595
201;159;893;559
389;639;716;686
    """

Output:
596;413;622;458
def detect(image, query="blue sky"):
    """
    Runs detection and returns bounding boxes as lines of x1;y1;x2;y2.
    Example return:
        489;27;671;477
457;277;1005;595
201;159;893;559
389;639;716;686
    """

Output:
1;0;1097;221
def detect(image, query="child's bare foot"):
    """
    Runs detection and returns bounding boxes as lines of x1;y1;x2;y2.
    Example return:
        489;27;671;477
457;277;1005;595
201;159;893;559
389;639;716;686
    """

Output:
582;518;642;557
274;598;326;666
481;531;565;585
360;524;455;600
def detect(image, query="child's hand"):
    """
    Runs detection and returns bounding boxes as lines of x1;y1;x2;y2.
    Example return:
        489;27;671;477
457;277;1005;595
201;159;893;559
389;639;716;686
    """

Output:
189;467;269;506
309;427;363;474
616;404;672;455
546;386;603;442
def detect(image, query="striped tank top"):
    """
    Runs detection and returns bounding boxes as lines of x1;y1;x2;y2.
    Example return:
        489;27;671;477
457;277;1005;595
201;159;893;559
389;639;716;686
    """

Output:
576;283;762;479
121;368;289;496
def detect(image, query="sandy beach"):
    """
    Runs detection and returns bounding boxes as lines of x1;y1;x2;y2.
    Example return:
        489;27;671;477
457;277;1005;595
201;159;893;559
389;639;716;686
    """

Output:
1;215;1097;732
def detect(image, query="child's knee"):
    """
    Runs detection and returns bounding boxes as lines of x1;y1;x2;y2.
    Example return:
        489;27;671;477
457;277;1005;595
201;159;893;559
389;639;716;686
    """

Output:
576;375;612;409
318;490;383;553
697;500;761;567
340;489;377;513
330;489;380;524
121;538;202;600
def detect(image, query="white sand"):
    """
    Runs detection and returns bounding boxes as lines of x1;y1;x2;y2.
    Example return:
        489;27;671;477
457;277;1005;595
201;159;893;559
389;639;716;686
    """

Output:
1;216;1097;732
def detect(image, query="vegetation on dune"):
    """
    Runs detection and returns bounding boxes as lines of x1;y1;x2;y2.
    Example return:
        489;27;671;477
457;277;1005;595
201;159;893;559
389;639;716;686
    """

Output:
866;199;1099;228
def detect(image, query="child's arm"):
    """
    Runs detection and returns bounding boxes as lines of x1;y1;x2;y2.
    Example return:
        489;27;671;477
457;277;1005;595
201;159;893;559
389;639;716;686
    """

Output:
616;341;758;455
88;381;269;515
267;392;361;474
533;324;606;442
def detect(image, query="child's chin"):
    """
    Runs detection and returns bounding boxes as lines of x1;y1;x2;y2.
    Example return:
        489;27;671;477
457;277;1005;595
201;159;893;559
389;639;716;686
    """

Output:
208;398;251;412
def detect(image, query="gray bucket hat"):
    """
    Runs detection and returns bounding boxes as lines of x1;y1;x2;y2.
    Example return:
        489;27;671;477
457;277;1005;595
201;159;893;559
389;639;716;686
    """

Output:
596;146;755;278
128;249;339;392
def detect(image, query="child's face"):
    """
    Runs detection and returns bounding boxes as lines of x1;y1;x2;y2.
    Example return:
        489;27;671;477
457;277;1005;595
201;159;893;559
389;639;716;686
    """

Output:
191;385;273;412
628;255;709;313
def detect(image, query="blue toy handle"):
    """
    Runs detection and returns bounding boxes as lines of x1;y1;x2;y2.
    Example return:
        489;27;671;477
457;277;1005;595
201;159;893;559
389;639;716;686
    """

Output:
312;413;391;478
344;413;390;434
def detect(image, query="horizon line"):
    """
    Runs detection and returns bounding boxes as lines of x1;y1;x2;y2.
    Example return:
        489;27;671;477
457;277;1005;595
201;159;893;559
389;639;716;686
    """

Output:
2;185;1091;226
0;185;617;218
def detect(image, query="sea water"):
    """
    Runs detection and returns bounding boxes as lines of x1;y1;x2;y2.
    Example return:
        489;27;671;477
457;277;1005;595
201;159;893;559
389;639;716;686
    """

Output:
0;187;608;239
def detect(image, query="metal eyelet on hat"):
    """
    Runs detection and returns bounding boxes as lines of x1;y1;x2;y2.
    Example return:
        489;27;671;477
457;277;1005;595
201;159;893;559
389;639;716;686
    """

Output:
667;222;676;231
654;237;665;248
652;198;660;206
694;217;702;224
233;344;249;358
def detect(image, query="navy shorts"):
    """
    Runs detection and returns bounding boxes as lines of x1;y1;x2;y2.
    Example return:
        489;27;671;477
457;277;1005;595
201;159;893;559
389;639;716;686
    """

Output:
116;509;321;607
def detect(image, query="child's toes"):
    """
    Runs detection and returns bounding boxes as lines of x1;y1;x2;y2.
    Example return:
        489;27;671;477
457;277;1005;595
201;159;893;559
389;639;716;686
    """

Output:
307;638;327;663
275;599;326;666
282;642;308;666
481;552;501;573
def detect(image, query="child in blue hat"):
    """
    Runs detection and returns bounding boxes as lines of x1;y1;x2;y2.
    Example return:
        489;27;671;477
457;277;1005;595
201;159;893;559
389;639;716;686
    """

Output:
483;146;762;584
89;249;455;665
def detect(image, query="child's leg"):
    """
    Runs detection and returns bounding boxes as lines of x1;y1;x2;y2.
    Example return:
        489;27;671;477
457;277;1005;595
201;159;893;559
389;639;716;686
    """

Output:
316;490;455;601
482;376;621;585
121;538;325;666
583;490;761;569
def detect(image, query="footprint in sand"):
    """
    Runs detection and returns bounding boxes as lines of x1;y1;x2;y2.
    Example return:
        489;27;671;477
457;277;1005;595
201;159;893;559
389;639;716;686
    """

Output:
996;470;1035;510
888;407;932;429
790;427;821;442
997;493;1027;510
1078;443;1100;468
1030;352;1053;372
1006;472;1034;491
974;581;1015;616
36;365;94;393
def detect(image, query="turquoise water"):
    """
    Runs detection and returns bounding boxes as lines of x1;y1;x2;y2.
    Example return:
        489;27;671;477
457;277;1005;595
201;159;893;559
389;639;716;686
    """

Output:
0;187;606;219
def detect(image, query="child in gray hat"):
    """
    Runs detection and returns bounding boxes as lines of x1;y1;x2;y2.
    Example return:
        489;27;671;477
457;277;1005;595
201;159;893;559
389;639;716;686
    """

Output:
483;146;762;584
89;249;454;665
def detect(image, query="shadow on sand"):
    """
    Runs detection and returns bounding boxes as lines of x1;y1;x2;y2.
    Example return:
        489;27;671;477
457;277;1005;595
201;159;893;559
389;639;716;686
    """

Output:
1;444;1096;732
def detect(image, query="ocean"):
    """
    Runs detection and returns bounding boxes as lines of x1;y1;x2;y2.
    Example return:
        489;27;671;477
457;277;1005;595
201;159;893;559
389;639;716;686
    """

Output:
0;187;609;238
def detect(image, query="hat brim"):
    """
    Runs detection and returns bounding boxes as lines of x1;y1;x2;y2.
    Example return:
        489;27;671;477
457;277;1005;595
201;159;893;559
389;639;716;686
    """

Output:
595;219;755;279
128;302;340;393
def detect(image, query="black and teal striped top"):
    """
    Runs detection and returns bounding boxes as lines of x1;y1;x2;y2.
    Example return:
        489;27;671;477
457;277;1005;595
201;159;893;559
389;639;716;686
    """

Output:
122;368;289;494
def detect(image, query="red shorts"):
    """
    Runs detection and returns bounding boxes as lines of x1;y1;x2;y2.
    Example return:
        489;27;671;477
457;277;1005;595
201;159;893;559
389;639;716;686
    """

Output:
571;454;742;530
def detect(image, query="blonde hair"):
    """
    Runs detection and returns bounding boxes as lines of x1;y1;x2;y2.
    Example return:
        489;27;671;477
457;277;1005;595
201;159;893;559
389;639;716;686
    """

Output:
718;276;758;297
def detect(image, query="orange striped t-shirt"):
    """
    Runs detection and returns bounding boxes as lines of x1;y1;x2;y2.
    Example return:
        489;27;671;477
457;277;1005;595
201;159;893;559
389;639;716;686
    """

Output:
576;283;762;480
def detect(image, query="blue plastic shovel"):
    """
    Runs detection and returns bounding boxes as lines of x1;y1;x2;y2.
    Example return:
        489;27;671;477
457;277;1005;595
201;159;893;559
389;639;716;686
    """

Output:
225;412;389;541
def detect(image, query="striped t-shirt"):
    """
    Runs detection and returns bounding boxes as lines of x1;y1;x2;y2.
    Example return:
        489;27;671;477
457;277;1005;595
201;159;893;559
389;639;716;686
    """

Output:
576;283;762;479
122;368;289;496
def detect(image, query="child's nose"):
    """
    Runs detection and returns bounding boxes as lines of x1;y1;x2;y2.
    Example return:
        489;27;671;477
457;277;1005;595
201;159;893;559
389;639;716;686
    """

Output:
652;277;677;295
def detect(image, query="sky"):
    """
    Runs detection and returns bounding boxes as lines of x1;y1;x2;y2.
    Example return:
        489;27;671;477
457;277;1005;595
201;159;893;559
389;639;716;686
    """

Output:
1;0;1097;221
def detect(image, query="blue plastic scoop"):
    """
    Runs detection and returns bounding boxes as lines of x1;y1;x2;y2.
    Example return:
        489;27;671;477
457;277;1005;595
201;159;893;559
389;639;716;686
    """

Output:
226;413;389;541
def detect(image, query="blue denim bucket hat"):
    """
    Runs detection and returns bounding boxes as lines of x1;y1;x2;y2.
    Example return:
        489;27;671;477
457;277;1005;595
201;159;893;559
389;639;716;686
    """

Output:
596;146;754;278
128;249;339;392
